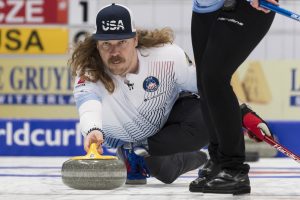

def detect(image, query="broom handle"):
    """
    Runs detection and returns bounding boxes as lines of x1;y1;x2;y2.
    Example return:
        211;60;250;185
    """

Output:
263;135;300;164
260;0;300;22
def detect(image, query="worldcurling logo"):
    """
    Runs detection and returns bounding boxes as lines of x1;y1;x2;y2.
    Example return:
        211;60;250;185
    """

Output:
0;120;117;156
0;121;82;147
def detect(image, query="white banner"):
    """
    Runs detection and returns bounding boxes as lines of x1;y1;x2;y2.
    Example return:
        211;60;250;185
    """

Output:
232;60;300;120
68;0;97;25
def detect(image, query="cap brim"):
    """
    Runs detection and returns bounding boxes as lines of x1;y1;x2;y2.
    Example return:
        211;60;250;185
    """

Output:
92;32;136;41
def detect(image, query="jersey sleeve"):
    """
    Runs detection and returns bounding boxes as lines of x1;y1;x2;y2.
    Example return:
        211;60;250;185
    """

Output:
73;76;103;137
103;137;125;148
193;0;224;13
174;47;198;93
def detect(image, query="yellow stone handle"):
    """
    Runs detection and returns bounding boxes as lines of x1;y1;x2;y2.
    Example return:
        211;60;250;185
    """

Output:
71;143;118;160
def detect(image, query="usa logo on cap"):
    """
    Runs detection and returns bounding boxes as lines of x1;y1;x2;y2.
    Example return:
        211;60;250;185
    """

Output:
93;3;136;40
143;76;159;92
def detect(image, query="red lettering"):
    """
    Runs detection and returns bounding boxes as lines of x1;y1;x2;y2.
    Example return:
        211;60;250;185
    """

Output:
0;0;67;24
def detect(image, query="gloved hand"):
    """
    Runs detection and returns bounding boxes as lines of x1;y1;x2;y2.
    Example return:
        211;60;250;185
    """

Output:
240;103;274;142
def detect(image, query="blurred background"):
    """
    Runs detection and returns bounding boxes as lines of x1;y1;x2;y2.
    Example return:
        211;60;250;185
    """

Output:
0;0;299;157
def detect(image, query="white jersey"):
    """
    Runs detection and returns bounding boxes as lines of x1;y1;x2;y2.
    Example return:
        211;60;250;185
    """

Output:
74;44;197;148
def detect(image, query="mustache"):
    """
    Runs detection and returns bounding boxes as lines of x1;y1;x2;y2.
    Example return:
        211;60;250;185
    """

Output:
108;56;125;64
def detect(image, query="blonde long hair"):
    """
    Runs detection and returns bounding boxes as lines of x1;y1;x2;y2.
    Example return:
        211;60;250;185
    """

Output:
69;27;174;93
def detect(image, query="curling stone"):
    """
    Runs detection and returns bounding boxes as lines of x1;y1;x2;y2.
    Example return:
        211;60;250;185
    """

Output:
61;143;126;190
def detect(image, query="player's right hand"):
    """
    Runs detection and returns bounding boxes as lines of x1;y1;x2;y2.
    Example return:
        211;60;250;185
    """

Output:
240;103;274;142
243;122;273;142
250;0;279;13
84;130;104;154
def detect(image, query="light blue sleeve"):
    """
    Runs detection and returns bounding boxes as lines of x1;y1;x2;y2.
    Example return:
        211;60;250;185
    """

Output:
193;0;225;13
75;92;100;109
73;77;102;109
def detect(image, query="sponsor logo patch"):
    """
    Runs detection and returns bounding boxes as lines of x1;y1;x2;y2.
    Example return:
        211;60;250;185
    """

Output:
77;77;85;84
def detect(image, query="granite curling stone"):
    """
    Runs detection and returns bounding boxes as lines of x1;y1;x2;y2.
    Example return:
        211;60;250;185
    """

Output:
61;143;126;190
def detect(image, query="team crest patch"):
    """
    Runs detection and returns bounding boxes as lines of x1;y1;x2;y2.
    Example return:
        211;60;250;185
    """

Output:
143;76;159;92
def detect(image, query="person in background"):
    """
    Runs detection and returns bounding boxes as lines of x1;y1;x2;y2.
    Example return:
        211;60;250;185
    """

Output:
189;0;277;194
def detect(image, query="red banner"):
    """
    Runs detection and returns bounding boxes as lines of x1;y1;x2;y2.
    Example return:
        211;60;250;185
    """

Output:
0;0;68;24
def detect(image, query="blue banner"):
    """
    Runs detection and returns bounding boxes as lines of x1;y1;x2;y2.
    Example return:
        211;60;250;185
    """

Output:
0;119;299;158
268;121;300;157
0;119;115;156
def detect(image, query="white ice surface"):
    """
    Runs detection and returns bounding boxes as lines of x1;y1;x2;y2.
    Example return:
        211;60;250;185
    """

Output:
0;157;299;200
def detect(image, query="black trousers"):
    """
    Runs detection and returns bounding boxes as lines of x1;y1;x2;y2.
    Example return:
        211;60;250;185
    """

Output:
145;94;209;183
191;0;275;169
147;93;209;156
